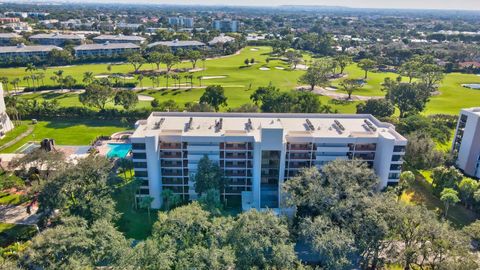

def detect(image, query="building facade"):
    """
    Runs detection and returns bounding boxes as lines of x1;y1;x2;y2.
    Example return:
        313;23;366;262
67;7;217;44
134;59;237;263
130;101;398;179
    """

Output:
168;17;194;28
29;33;85;46
0;83;14;137
147;40;206;52
74;42;140;58
452;107;480;178
0;33;21;46
212;19;238;32
131;112;407;210
93;34;146;45
0;44;61;61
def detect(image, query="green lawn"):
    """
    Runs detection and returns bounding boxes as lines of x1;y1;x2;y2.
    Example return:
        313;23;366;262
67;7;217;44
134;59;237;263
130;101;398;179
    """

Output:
0;122;29;147
0;223;37;247
3;46;479;115
401;170;479;227
0;120;128;153
0;192;25;206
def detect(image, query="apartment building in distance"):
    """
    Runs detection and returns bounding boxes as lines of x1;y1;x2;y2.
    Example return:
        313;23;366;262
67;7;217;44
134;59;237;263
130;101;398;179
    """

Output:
147;40;206;52
0;33;21;46
0;83;14;137
168;16;194;28
213;19;238;32
93;34;146;45
0;44;61;61
29;33;85;46
452;107;480;178
131;112;407;210
74;42;140;58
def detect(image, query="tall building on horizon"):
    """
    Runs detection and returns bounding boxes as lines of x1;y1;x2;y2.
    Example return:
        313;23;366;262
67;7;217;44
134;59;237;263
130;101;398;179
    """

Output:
212;19;238;32
131;112;407;210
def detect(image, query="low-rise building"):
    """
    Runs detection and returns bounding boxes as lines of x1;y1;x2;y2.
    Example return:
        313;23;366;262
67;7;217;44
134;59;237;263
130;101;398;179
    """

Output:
147;40;206;52
0;44;61;61
74;42;140;58
0;33;21;46
131;112;407;209
452;108;480;178
208;34;235;46
93;34;146;45
0;18;20;24
29;33;85;46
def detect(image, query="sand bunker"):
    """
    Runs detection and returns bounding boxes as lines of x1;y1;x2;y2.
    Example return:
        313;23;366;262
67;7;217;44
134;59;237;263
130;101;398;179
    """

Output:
201;76;227;80
94;75;109;78
275;66;285;70
250;48;259;51
259;67;270;71
137;94;154;101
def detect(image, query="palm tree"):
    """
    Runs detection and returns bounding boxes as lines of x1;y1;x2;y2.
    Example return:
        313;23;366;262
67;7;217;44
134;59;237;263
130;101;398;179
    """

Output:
23;76;31;88
139;196;154;222
53;70;64;90
83;71;94;85
37;72;45;86
136;74;144;89
25;63;37;91
197;75;203;87
164;74;170;89
0;77;9;94
10;78;20;95
149;75;156;89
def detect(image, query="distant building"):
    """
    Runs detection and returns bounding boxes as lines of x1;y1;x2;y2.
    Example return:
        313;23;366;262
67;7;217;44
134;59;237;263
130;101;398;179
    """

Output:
212;19;238;32
167;16;194;28
0;18;20;24
131;112;407;209
74;42;140;58
0;33;21;46
116;23;142;31
38;19;60;29
0;83;14;138
2;22;32;33
0;44;61;61
59;19;94;30
208;34;235;46
452;108;480;178
147;40;206;52
29;33;85;46
93;34;146;45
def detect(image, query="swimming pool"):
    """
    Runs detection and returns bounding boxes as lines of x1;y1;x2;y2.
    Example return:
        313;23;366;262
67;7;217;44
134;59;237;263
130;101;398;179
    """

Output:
107;143;132;158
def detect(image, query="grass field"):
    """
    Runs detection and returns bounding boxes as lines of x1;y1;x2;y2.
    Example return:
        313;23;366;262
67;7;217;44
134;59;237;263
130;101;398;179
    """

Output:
0;120;127;153
5;46;478;115
0;192;25;206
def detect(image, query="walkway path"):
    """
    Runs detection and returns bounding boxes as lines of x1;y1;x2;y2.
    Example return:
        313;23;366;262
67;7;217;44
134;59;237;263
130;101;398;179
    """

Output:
0;204;40;225
0;125;34;152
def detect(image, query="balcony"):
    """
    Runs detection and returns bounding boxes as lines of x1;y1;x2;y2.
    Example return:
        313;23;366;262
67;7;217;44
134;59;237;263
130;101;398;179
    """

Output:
160;143;182;150
161;153;182;159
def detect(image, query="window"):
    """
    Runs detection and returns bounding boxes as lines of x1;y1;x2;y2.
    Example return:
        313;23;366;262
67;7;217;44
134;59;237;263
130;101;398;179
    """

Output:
388;173;400;179
140;179;149;186
132;152;146;159
133;162;147;168
393;146;406;152
132;143;146;150
391;155;403;162
390;164;402;170
135;171;148;177
139;188;150;195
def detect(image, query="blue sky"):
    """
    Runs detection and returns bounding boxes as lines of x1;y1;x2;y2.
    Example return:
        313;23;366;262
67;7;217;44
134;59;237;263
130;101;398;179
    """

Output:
87;0;480;10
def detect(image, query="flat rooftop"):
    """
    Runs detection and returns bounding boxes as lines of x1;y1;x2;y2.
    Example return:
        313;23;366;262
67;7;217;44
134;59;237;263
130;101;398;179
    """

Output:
93;35;146;41
29;33;85;40
132;112;407;142
0;44;62;53
462;107;480;116
74;42;140;50
147;40;205;48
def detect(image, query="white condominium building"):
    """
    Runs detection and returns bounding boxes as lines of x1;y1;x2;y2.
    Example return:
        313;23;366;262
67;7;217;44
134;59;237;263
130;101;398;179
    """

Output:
131;112;407;210
452;108;480;178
